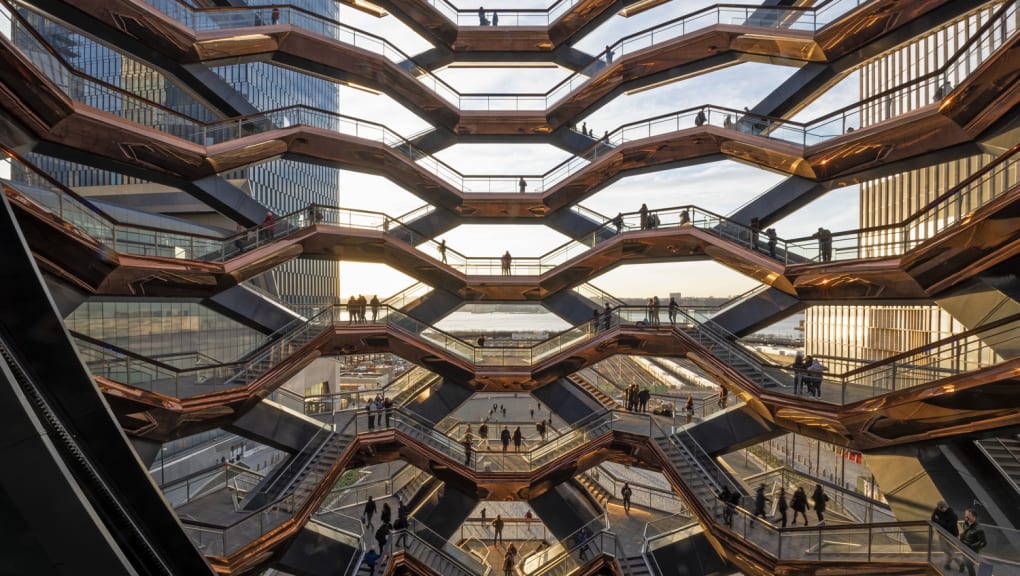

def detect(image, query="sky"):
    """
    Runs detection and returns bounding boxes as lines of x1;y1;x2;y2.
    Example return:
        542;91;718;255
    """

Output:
332;2;863;300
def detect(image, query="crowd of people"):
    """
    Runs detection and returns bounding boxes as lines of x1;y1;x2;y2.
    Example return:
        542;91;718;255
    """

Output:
346;294;382;323
791;352;826;397
718;483;829;528
360;493;411;575
477;6;499;25
363;394;394;430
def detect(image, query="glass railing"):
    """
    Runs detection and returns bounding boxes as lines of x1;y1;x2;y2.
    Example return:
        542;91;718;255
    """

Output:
745;466;895;525
518;515;611;576
382;282;434;310
308;511;364;576
421;0;870;112
181;424;353;556
18;0;1003;139
683;304;1020;406
74;306;330;398
14;14;1017;209
421;0;583;27
139;0;462;103
402;518;491;576
643;511;697;543
2;4;208;134
654;425;975;571
320;464;423;513
580;467;688;515
80;289;1020;409
161;463;253;509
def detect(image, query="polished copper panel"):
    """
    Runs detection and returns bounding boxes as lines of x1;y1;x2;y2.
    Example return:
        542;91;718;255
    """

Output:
902;179;1020;294
939;31;1020;134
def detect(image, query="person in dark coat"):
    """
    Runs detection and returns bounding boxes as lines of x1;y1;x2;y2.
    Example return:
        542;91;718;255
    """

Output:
512;426;523;452
791;487;808;525
393;515;409;548
380;502;392;525
375;521;391;557
363;495;376;527
812;484;828;525
501;427;511;453
753;484;770;521
932;500;959;569
776;487;788;527
718;486;735;526
956;508;987;576
792;353;808;395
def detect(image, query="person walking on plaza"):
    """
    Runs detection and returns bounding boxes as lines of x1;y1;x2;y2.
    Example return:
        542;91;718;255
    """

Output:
932;500;959;569
363;495;377;528
791;486;809;525
501;427;511;453
753;484;770;521
492;514;505;545
776;487;789;528
438;239;447;263
812;484;828;525
512;426;523;452
375;520;391;558
370;294;380;322
668;296;679;326
621;482;633;513
956;508;987;576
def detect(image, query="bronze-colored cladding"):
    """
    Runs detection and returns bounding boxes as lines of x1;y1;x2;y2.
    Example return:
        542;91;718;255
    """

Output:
91;314;1020;452
12;187;938;302
35;0;963;135
5;20;1016;223
350;0;958;59
901;177;1020;295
